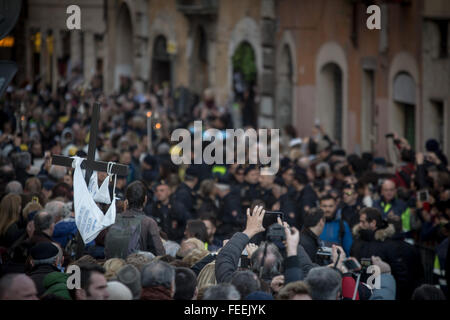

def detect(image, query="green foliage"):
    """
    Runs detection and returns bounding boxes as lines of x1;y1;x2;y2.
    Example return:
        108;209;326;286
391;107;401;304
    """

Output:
232;42;257;83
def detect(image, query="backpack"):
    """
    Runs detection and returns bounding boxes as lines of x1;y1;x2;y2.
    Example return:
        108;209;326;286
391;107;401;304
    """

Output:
104;214;144;259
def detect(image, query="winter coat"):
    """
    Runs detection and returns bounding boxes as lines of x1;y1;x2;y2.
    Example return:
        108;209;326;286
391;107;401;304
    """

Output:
299;228;321;263
319;211;353;256
28;264;61;297
351;223;423;300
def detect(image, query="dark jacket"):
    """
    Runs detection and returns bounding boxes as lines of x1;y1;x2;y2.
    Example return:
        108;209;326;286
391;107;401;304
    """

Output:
28;264;60;297
299;228;321;263
173;183;196;219
215;232;249;283
148;198;188;243
0;223;25;248
216;190;244;239
340;200;364;229
351;223;423;300
120;209;165;256
293;184;318;227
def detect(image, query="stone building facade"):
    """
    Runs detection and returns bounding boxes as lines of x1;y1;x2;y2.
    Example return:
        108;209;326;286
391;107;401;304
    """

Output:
5;0;450;157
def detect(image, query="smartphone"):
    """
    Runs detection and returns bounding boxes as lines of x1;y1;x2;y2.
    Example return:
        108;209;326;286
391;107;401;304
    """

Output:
263;211;284;229
385;133;394;139
343;258;362;272
417;190;429;202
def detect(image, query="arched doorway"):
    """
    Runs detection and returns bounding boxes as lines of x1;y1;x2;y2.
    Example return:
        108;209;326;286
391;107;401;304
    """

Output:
393;72;416;147
275;44;293;130
191;26;209;96
151;35;171;90
232;41;257;128
114;3;133;92
318;63;343;144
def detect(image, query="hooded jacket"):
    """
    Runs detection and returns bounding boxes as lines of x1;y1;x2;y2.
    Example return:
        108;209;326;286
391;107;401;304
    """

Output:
351;223;423;300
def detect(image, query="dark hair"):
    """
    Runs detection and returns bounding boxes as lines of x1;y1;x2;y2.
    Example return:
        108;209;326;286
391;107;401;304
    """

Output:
198;211;217;226
231;270;261;299
125;181;147;209
34;210;54;232
51;182;71;200
174;267;197;300
78;263;105;294
319;194;336;203
411;284;446;300
303;207;325;228
360;207;382;228
293;172;309;185
185;219;208;243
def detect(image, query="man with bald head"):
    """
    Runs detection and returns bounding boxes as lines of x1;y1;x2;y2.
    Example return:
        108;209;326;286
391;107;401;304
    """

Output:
26;210;56;248
0;273;38;300
373;179;410;234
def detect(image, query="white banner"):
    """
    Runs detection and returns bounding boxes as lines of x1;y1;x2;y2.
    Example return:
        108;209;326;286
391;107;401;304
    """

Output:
72;157;116;244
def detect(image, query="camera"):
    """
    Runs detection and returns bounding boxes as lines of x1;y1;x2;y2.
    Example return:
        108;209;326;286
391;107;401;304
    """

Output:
316;246;332;266
343;258;362;272
266;223;286;242
316;246;332;257
417;190;429;202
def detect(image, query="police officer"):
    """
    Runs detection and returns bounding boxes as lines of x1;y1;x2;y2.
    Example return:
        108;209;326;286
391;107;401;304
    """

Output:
147;180;188;243
173;166;198;219
215;176;244;241
241;165;262;208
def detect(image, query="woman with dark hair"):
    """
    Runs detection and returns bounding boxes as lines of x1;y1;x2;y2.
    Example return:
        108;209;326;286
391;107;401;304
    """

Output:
0;194;24;248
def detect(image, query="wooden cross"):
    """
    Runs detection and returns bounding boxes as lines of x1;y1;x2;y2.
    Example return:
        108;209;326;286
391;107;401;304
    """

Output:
51;102;129;259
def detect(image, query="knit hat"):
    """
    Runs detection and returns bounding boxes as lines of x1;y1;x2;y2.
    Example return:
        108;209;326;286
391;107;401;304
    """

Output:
106;281;133;300
30;242;59;260
43;272;71;300
116;264;142;300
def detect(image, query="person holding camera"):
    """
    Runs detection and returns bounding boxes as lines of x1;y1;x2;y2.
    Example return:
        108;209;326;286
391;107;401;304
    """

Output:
299;207;326;263
318;194;353;256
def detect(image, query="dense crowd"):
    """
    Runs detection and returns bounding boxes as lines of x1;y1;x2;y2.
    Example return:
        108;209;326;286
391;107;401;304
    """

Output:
0;75;448;300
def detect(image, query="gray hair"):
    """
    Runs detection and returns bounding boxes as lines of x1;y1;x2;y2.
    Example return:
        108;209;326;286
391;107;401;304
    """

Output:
45;201;65;221
49;165;67;181
163;240;181;258
305;267;342;300
5;181;23;195
34;210;54;233
250;242;283;281
141;260;175;290
12;152;31;169
203;283;241;300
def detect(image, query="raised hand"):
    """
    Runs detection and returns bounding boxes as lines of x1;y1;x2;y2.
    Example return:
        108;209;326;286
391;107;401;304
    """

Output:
243;205;266;239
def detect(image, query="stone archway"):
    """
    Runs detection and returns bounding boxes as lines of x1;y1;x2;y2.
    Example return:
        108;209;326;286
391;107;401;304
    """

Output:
388;51;420;150
190;25;209;96
318;63;344;144
151;35;171;88
275;31;297;131
392;72;416;147
275;44;293;130
316;42;348;147
114;3;134;92
228;17;263;98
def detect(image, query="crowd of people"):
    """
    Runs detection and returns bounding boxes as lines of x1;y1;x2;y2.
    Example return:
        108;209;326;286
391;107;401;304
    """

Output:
0;75;449;301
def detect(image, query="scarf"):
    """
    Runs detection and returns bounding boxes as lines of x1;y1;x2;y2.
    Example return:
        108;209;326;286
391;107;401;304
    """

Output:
140;286;173;300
